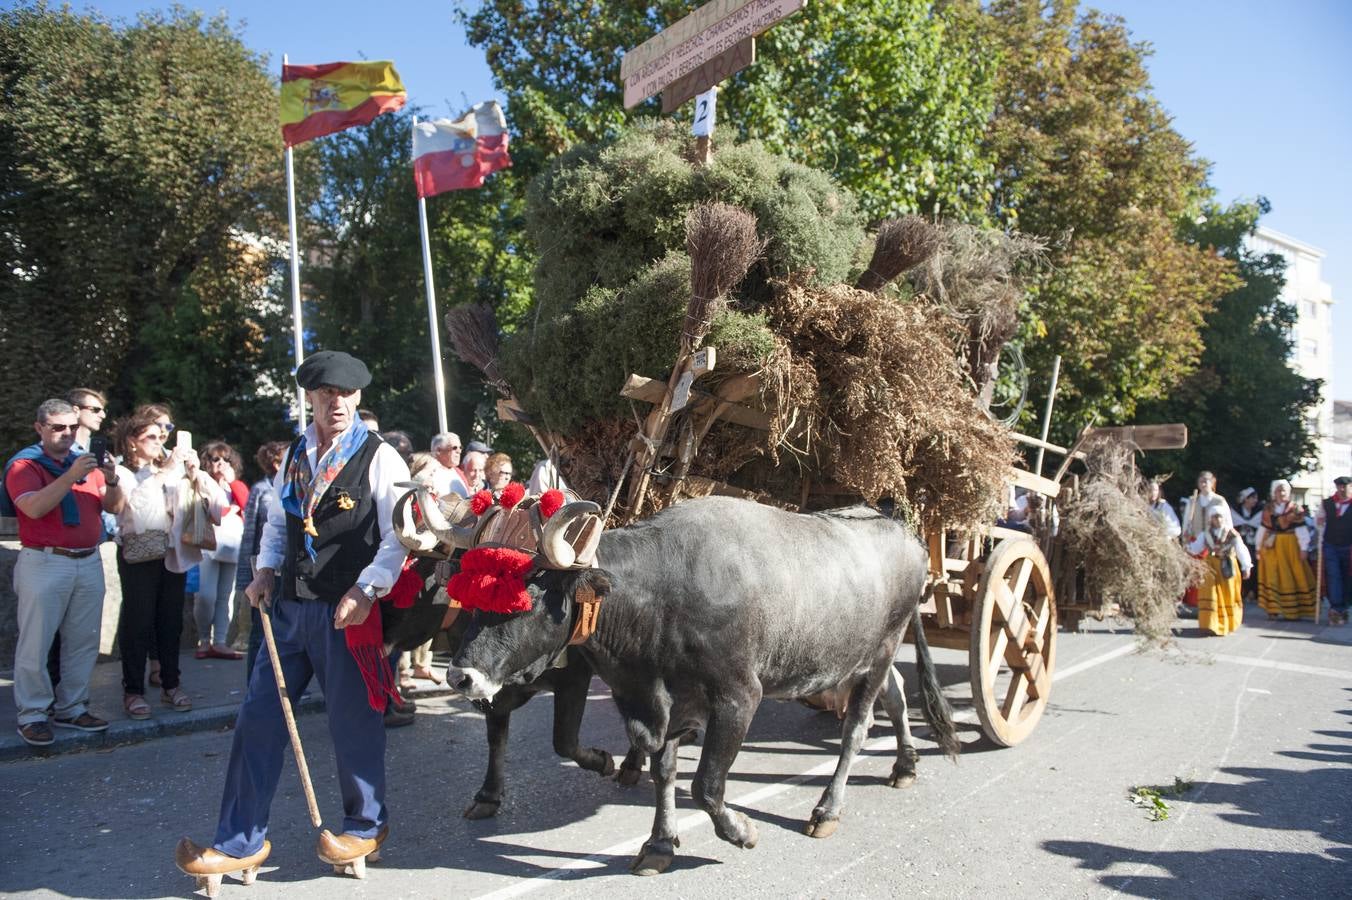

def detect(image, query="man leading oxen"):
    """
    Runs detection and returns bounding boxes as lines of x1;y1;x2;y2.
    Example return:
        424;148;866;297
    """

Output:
446;495;959;875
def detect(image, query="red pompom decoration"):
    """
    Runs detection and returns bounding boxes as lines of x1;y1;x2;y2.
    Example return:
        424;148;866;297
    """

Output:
499;481;526;509
538;489;565;519
470;490;494;516
384;558;424;610
448;546;535;614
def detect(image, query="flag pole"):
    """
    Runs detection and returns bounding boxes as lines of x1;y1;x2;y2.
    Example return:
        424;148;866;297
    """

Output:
283;53;308;431
414;116;451;434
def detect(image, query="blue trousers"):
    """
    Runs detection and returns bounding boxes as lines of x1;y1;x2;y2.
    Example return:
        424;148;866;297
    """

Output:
1324;544;1352;613
213;597;386;857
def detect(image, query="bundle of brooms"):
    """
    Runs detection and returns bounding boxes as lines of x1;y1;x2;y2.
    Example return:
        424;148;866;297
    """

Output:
445;124;1032;532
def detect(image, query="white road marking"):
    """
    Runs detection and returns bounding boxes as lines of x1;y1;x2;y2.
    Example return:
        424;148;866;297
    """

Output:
474;639;1140;899
1212;653;1352;680
1246;687;1272;694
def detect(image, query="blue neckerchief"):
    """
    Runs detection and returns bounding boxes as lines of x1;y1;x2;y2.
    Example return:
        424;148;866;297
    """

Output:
280;419;370;560
1;444;84;526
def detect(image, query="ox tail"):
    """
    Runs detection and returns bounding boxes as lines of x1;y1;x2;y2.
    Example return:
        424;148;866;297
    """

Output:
911;614;961;759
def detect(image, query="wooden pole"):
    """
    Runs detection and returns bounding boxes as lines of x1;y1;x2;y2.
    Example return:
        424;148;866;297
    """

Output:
1034;355;1061;477
414;116;451;435
283;54;307;432
1316;523;1325;625
259;606;322;828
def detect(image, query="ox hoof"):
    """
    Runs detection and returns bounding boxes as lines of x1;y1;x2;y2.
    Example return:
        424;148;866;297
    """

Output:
888;764;917;789
630;837;678;876
615;764;644;787
597;750;616;777
804;811;840;839
463;799;502;820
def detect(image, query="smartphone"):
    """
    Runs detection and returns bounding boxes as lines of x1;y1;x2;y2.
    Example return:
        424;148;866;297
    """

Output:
176;430;192;452
88;435;108;466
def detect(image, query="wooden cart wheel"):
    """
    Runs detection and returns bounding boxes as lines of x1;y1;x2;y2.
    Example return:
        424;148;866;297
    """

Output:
969;538;1056;747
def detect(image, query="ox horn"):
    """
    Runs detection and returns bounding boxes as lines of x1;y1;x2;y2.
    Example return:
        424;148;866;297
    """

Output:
540;501;602;569
405;482;479;550
392;487;439;554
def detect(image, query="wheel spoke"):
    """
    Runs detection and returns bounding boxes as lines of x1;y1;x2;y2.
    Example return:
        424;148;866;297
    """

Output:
985;627;1009;692
1009;556;1033;604
1001;670;1029;720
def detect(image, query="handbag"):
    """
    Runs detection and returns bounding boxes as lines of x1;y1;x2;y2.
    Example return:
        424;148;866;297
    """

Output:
179;478;217;552
122;529;169;563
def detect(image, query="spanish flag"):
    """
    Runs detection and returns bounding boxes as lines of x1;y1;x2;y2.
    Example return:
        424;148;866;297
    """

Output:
280;60;406;147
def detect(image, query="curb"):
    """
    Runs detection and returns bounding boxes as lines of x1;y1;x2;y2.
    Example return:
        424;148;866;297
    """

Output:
2;685;459;764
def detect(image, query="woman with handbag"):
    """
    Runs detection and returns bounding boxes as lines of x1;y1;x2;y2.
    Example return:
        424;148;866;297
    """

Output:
1187;500;1252;636
193;441;249;660
1256;478;1317;621
113;411;227;719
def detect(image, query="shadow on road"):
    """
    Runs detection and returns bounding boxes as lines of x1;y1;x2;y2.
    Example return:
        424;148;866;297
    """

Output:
1041;720;1351;897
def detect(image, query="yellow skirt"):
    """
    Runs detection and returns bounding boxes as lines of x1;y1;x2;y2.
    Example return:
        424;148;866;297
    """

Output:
1257;532;1316;620
1199;554;1244;636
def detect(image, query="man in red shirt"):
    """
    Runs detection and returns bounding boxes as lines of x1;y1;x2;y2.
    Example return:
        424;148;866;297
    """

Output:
3;399;124;746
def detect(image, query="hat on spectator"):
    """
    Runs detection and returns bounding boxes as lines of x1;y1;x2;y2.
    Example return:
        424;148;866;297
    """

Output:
296;351;371;391
1335;476;1352;487
465;440;493;455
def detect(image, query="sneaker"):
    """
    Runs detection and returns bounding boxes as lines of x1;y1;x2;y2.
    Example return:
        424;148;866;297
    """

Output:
1330;610;1348;626
17;722;55;746
52;712;109;733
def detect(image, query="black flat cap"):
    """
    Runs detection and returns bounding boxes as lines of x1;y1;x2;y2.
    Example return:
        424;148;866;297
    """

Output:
465;440;493;455
1335;476;1352;487
296;350;371;391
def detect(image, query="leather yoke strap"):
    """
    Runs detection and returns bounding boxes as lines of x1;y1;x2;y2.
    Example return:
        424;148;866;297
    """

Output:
567;582;602;646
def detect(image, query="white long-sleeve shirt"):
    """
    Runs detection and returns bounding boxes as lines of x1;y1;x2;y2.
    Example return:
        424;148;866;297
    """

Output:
115;461;227;574
1255;501;1311;555
255;426;410;594
1187;530;1252;574
1149;500;1181;539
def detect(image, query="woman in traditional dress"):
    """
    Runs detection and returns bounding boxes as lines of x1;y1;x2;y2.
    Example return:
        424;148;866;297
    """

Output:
1256;479;1317;620
1188;501;1251;636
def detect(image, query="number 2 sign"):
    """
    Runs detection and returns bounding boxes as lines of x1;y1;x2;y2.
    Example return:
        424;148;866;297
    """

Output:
691;87;717;137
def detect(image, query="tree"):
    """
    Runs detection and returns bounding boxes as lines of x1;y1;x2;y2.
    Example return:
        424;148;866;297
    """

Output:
973;0;1239;436
462;0;999;221
1137;199;1320;493
0;3;288;455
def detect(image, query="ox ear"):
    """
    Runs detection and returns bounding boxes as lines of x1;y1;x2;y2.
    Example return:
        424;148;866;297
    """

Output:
570;566;612;603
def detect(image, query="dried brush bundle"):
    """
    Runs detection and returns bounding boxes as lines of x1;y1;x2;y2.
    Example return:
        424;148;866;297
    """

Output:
1057;440;1202;645
856;215;942;293
685;202;763;348
445;303;512;396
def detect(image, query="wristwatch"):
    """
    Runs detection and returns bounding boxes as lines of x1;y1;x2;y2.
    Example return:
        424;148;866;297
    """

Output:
355;582;379;602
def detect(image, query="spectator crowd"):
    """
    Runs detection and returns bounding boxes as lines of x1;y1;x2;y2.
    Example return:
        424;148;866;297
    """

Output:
3;385;553;746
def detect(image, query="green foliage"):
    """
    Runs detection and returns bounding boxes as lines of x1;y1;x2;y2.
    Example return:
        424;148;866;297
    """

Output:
1129;777;1194;822
1138;199;1321;491
461;0;998;221
974;0;1237;434
0;3;286;453
504;124;860;430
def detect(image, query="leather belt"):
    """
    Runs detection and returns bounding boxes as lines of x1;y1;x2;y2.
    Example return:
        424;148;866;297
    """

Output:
23;544;98;559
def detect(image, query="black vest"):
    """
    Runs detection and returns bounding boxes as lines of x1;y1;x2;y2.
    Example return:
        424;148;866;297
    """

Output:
1323;497;1352;547
279;432;383;602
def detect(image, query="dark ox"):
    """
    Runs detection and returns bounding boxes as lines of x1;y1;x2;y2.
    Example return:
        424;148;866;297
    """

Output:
381;559;643;818
453;497;959;875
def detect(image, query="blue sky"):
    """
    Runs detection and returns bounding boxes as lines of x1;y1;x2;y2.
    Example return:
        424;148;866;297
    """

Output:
78;0;1352;396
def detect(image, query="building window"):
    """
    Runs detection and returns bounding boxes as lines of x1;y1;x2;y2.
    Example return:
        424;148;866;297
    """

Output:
1304;300;1318;319
1303;339;1319;357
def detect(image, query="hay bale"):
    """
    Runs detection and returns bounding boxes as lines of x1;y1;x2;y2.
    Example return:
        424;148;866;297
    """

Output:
1057;441;1202;644
766;281;1015;531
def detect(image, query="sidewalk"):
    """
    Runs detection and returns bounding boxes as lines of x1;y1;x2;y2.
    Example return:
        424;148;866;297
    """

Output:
0;652;456;762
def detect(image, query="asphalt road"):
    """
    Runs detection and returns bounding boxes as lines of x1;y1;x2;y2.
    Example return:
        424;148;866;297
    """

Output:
2;611;1349;899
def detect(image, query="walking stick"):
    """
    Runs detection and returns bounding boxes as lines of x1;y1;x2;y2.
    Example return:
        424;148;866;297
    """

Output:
1315;524;1325;626
259;604;323;827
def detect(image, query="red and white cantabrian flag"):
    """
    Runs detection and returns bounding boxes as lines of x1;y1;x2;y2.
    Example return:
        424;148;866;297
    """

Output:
412;101;512;197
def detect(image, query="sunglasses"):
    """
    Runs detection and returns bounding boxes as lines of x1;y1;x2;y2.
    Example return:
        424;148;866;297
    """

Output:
79;405;105;414
43;422;78;433
158;422;175;433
